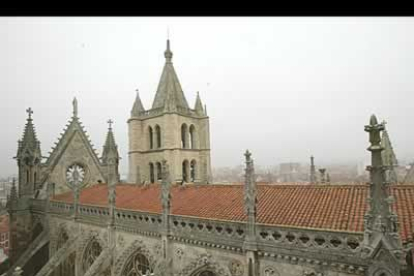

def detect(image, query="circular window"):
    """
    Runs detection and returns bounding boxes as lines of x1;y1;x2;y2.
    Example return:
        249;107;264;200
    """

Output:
66;163;86;185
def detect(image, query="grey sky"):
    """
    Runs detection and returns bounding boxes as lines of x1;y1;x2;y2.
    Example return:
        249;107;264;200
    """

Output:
1;17;414;177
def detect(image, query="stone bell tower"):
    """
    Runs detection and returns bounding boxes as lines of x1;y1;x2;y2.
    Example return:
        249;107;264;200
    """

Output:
128;40;212;184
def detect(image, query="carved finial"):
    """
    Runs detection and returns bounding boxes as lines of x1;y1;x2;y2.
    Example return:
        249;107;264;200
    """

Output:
73;97;78;118
370;114;378;126
26;107;33;120
365;114;384;150
107;119;113;130
164;39;173;62
244;150;252;162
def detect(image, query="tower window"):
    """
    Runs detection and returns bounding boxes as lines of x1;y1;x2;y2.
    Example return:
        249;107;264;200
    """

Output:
156;162;162;181
190;160;196;182
182;160;189;182
181;124;188;149
149;163;155;183
26;169;30;184
149;126;154;149
155;125;161;148
189;125;196;149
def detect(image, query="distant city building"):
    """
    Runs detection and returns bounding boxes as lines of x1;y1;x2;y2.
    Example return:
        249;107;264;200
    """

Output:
0;214;9;257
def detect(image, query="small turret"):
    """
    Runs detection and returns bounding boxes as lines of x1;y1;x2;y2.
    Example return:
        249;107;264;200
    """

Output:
194;91;205;116
361;114;404;274
15;108;42;197
131;90;145;117
102;119;120;183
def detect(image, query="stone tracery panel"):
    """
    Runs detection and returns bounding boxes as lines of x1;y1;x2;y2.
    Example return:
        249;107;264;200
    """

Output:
76;229;106;275
178;253;230;276
82;236;103;273
113;239;155;276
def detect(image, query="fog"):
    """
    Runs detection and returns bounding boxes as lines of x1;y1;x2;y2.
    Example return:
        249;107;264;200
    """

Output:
1;17;414;178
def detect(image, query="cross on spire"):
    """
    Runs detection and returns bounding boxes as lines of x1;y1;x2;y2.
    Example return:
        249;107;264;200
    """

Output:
107;119;113;130
26;107;33;119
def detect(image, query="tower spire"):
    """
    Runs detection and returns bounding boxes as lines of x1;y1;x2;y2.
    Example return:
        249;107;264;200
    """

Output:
152;39;189;110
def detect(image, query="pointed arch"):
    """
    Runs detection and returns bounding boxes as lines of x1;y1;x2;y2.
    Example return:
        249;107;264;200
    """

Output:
56;228;69;250
155;125;161;149
181;124;188;149
149;163;155;183
31;222;44;242
189;124;196;149
190;160;197;182
54;227;75;276
81;236;103;274
178;254;229;276
156;162;162;181
148;126;154;150
182;160;189;182
113;240;155;276
191;270;217;276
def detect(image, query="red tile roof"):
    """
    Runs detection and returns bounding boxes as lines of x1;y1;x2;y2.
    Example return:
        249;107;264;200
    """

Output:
51;183;414;243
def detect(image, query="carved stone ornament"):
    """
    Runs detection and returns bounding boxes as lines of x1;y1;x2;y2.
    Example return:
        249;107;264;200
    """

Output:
175;247;184;260
117;234;125;248
178;253;229;276
229;260;243;276
263;267;278;276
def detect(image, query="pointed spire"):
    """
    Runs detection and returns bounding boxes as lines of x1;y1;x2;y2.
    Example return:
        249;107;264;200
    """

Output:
381;120;398;184
194;91;205;115
17;107;41;159
10;178;17;202
361;114;404;266
102;119;120;169
131;90;145;117
310;155;316;184
151;39;190;111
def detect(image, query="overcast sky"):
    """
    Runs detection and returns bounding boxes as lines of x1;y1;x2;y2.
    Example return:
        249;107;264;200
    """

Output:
1;17;414;178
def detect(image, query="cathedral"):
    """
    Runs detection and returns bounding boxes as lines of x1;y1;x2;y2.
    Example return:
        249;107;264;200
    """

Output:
3;40;414;276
